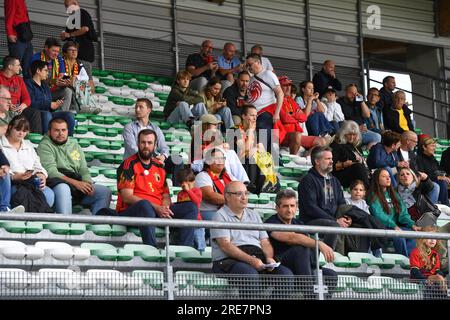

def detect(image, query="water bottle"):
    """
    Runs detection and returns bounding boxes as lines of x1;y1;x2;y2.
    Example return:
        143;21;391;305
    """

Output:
33;177;41;188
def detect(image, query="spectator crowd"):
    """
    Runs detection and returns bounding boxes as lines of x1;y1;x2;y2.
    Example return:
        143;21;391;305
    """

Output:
2;0;450;287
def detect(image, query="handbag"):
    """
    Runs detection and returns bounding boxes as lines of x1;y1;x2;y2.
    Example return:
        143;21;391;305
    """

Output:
14;22;33;42
415;193;441;218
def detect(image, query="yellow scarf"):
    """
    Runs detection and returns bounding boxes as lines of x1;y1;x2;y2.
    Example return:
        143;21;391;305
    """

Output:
40;50;60;85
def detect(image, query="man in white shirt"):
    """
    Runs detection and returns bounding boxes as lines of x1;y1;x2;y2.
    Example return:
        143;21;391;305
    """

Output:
245;53;283;153
251;45;273;72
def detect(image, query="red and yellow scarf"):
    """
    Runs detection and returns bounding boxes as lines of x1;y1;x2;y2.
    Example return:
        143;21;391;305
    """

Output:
40;50;60;84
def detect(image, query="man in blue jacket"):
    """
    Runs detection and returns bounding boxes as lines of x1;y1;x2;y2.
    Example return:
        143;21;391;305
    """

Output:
297;146;347;249
367;130;407;188
25;60;75;135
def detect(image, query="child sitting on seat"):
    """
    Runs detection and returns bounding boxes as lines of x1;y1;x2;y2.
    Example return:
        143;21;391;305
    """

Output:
346;180;370;214
410;226;447;298
177;166;206;252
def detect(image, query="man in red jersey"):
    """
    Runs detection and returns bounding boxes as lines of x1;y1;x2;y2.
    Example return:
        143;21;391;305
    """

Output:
115;129;198;247
4;0;34;78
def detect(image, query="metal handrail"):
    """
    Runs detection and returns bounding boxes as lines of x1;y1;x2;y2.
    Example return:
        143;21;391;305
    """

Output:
0;212;449;240
367;58;450;85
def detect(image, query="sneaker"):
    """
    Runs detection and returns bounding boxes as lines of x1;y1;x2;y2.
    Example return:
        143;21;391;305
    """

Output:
9;205;25;213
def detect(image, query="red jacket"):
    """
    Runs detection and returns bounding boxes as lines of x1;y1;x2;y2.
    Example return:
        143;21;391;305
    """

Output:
5;0;30;37
0;71;31;106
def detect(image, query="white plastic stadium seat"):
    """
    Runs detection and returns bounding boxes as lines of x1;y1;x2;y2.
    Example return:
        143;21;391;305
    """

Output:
35;242;90;261
86;269;126;290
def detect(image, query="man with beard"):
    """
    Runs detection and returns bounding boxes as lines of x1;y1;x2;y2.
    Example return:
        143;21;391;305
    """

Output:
37;118;111;214
115;129;198;247
222;70;250;126
297;146;347;249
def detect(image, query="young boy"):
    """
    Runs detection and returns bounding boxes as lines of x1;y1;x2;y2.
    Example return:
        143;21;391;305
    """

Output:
176;166;206;252
322;88;345;132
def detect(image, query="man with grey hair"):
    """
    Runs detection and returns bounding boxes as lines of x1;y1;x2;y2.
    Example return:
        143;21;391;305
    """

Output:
397;130;440;203
250;44;273;72
211;181;292;278
0;86;14;136
297;146;347;249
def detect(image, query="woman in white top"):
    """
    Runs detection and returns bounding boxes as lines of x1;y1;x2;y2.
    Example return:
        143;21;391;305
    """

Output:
0;115;54;207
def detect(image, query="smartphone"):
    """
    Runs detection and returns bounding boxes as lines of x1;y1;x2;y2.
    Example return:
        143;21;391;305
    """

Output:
355;95;363;102
62;74;71;80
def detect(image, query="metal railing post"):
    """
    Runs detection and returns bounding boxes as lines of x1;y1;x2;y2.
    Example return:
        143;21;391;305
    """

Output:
172;0;179;75
240;0;247;58
96;0;105;70
432;80;439;137
357;0;366;95
164;226;175;300
305;0;313;80
314;233;324;300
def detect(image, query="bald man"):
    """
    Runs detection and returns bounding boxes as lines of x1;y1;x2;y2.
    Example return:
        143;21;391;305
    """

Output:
186;40;219;92
217;42;244;92
313;60;342;98
211;181;292;277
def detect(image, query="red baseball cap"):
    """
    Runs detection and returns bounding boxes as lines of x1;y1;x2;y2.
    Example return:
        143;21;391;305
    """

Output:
278;75;293;86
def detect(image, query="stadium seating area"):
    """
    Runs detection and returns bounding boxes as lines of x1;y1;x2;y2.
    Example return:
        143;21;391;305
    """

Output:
0;65;446;299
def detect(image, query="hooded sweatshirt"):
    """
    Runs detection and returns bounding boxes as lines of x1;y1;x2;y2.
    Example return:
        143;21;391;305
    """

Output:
37;135;91;182
0;71;31;106
297;167;345;223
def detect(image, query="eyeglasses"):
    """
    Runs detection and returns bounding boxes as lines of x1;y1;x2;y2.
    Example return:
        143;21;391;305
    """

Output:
0;97;12;102
226;191;250;197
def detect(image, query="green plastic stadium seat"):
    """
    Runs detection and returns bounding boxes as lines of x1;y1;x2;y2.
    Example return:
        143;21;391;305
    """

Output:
98;70;109;77
77;138;91;148
133;270;164;290
43;222;72;235
381;253;410;269
88;168;99;177
135;75;148;82
248;194;259;204
156;227;165;238
124;244;163;262
193;275;228;290
103;116;117;125
347;252;395;269
157;77;173;86
87;224;112;236
26;133;43;144
111;225;127;236
165;245;199;257
1;221;27;233
175;271;204;289
75;125;89;135
332;252;361;268
101;78;115;86
178;250;212;263
95;86;107;94
98;154;123;164
388;280;419;294
68;223;87;235
109;141;122;150
112;72;124;79
24;221;45;234
80;243;133;261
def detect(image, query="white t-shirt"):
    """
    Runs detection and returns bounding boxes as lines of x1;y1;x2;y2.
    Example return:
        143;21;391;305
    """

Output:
400;149;409;162
323;101;345;122
247;70;279;111
195;171;237;211
261;57;273;72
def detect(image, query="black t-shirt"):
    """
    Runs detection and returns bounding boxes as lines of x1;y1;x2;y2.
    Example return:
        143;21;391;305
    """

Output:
65;9;97;62
223;83;247;116
265;214;305;258
185;53;211;80
337;97;364;125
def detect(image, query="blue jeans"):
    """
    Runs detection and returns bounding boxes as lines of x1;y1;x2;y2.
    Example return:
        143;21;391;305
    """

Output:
256;112;274;153
429;182;440;204
52;183;111;215
306;112;334;136
111;200;198;247
200;210;217;221
8;40;33;79
392;227;416;257
361;130;381;146
433;179;450;206
194;227;206;252
214;107;235;130
11;185;55;208
40;111;76;136
167;101;208;124
0;175;12;211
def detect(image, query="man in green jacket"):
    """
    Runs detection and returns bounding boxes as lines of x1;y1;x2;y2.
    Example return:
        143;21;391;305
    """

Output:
164;70;208;126
37;118;111;214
